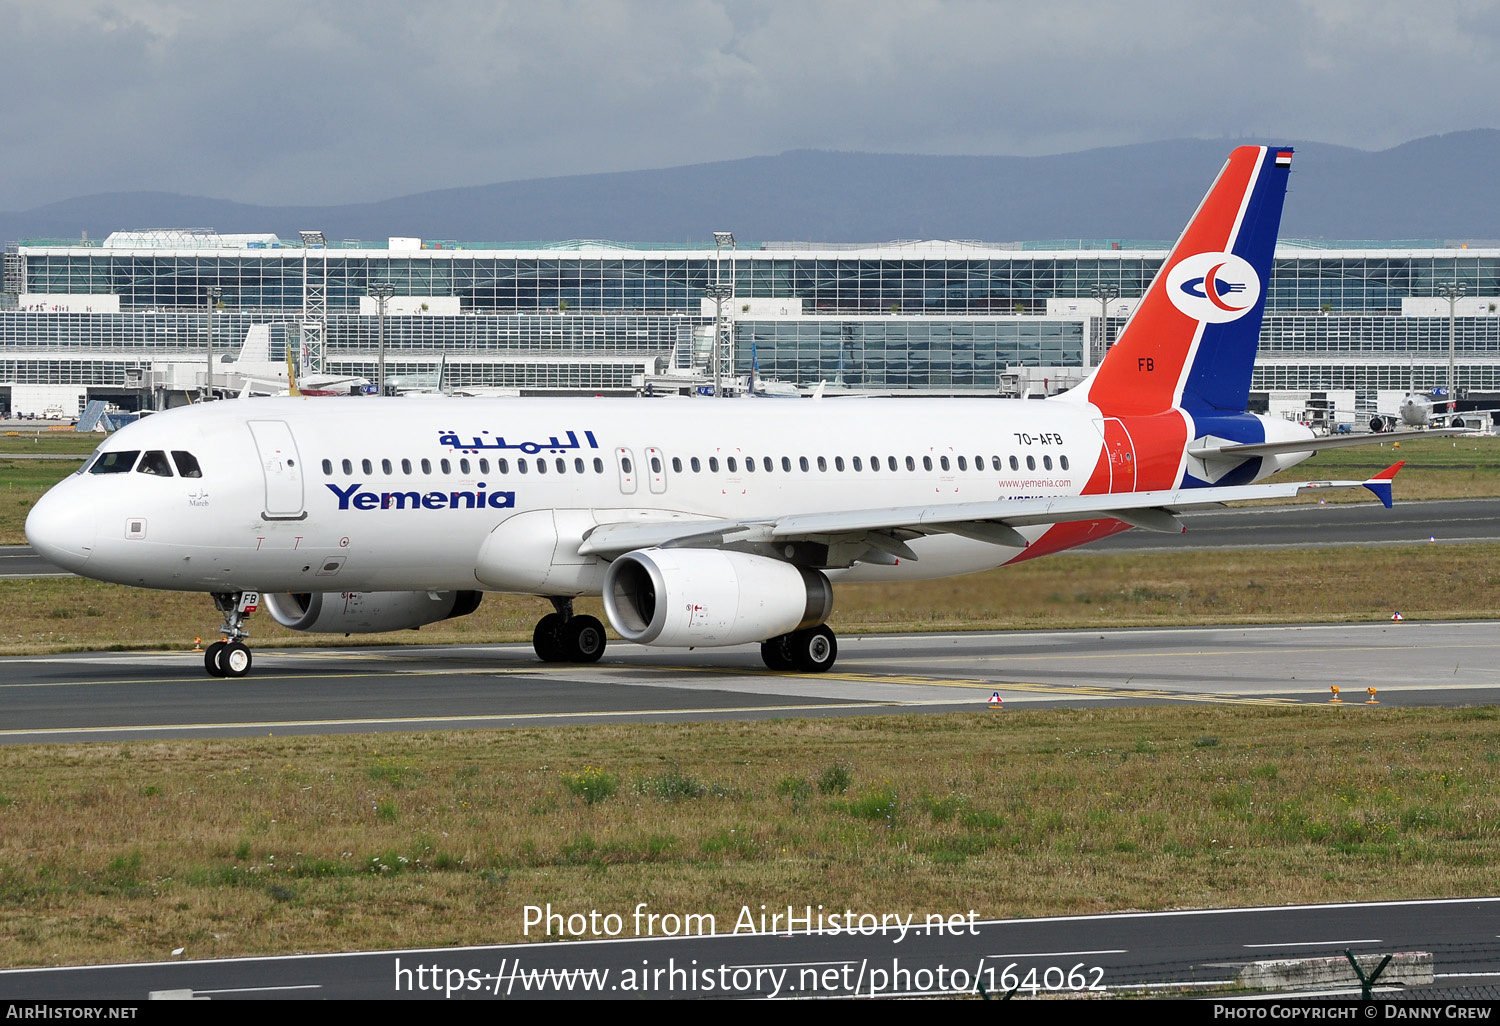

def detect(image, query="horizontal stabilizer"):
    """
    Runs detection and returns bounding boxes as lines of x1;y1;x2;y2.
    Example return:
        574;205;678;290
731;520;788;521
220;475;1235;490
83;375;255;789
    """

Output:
1188;429;1471;460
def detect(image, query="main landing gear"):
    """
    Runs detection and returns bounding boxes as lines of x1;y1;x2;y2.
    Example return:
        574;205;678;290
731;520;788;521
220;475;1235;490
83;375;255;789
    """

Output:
760;624;838;673
532;597;607;664
204;591;256;679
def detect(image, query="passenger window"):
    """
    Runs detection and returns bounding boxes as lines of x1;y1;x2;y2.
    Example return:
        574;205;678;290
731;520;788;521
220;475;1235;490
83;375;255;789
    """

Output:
342;459;353;475
691;457;701;473
321;459;333;475
1027;456;1036;470
536;459;547;475
726;457;736;472
1009;456;1019;471
362;458;373;474
90;451;139;474
798;456;809;472
382;458;393;474
519;459;530;474
421;459;432;474
940;456;950;471
922;456;933;471
556;458;566;473
1043;455;1053;470
172;451;203;478
440;458;451;474
459;458;471;474
834;456;844;471
575;458;585;473
137;450;173;476
905;456;915;471
1060;455;1070;471
745;457;755;473
593;458;604;473
672;457;682;472
619;457;630;473
817;456;827;472
887;456;897;471
852;456;862;471
957;456;967;471
401;458;412;474
497;459;509;474
708;457;719;472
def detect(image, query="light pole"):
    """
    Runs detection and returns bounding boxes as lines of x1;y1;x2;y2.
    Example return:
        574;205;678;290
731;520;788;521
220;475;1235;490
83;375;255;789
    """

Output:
703;284;732;396
712;231;735;396
204;285;222;400
1091;282;1119;364
368;283;395;396
1438;281;1466;417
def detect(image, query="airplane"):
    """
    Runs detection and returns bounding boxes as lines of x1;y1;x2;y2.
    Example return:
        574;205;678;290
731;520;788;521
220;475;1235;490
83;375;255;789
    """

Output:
219;325;374;398
1368;388;1495;433
26;145;1410;679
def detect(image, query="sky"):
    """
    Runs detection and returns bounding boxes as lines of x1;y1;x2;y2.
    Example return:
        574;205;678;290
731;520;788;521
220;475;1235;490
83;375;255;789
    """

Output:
3;0;1499;211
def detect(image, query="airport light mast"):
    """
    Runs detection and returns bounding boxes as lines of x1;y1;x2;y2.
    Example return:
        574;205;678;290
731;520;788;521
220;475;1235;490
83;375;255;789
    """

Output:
1438;281;1466;417
712;230;736;397
368;282;395;396
203;285;221;401
1091;282;1119;364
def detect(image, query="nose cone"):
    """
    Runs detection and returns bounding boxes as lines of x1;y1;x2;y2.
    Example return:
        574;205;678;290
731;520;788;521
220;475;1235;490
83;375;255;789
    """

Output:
25;483;96;573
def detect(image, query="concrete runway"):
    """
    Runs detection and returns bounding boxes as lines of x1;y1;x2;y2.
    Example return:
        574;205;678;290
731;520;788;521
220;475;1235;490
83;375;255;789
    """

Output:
3;620;1497;743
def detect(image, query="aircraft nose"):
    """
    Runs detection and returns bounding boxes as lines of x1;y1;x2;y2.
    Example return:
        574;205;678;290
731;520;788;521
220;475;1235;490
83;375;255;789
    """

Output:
25;485;96;573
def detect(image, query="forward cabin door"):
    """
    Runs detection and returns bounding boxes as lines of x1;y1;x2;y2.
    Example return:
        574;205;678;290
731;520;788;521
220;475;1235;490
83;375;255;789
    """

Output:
248;420;306;519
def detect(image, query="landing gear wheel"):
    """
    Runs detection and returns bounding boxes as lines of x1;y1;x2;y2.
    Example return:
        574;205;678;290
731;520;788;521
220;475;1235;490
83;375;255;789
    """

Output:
533;613;566;662
562;615;607;663
222;642;252;678
760;635;797;671
790;625;838;673
204;641;227;678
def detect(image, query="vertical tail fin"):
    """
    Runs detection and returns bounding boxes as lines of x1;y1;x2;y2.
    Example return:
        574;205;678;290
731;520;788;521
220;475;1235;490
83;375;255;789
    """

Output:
1072;146;1292;417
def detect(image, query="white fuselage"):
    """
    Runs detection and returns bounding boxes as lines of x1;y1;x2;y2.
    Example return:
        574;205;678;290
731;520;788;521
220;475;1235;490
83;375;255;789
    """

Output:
30;395;1128;596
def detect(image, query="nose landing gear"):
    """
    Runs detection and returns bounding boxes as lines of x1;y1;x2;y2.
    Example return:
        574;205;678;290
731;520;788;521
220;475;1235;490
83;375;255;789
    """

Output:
204;592;257;678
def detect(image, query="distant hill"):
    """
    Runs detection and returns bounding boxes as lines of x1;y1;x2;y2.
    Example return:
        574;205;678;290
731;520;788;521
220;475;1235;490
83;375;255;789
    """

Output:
4;131;1499;246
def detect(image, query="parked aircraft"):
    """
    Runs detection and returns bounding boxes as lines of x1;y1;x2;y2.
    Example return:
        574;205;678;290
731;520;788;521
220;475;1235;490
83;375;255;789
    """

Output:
27;146;1405;678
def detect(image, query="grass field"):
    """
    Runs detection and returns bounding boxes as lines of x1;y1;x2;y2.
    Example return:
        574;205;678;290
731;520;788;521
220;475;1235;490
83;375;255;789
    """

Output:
1;705;1498;967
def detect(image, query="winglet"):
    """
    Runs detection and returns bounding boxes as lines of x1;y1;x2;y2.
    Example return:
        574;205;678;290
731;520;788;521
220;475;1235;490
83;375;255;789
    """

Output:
1362;461;1405;509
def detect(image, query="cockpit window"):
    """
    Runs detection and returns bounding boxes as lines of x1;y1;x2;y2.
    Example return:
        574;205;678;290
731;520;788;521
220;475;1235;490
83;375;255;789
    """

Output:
136;450;174;476
77;451;101;475
90;450;140;474
172;451;203;478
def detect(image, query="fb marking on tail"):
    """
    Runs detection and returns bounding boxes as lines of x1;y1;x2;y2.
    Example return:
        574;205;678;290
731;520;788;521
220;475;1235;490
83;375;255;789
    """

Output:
1166;252;1261;323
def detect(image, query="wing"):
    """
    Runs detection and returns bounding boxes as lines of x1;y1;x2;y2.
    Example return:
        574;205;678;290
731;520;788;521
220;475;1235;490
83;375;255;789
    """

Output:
577;463;1406;563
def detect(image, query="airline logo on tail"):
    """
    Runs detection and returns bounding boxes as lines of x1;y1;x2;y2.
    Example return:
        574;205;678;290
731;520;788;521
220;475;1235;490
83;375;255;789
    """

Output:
1166;252;1261;323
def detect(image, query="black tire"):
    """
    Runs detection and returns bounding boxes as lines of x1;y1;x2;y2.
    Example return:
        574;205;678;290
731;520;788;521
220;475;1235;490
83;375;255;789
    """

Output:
532;613;566;662
204;641;227;678
790;625;838;673
562;615;607;663
760;634;797;671
222;642;252;678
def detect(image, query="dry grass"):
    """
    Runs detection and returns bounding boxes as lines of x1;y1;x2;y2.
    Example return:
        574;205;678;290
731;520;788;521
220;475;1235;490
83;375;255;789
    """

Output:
4;542;1496;655
1;706;1498;967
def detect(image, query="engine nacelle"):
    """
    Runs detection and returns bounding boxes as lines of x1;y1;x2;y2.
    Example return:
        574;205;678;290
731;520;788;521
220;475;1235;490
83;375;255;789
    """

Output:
602;548;832;648
1370;415;1389;433
262;590;483;634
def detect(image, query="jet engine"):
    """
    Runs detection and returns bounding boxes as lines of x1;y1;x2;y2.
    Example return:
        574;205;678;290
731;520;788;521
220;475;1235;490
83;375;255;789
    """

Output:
263;590;483;634
602;548;833;648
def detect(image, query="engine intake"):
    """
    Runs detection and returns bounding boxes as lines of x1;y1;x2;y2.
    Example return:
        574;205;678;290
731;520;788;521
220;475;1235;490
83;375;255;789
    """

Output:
602;548;832;648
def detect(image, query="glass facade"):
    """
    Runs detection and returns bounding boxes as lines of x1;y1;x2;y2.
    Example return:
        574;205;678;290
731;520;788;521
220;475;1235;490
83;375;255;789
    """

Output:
6;240;1500;397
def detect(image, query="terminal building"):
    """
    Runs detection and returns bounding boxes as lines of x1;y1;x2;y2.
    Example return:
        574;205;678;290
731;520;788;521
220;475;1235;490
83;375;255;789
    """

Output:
3;229;1499;426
